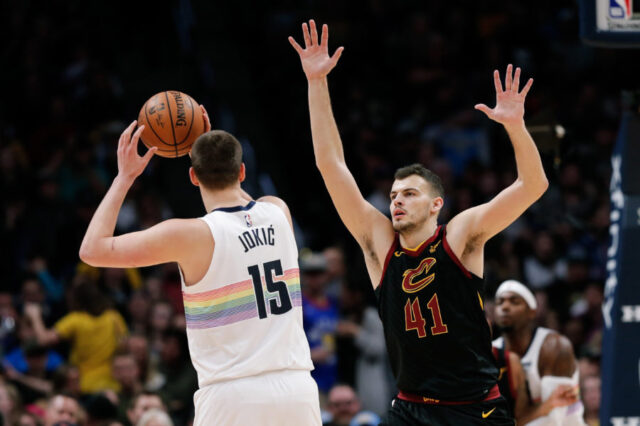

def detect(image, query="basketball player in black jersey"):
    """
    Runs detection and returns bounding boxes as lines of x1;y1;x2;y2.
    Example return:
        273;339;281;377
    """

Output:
290;20;548;425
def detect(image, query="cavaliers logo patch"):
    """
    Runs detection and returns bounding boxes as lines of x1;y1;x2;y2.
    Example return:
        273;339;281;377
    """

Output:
402;257;436;293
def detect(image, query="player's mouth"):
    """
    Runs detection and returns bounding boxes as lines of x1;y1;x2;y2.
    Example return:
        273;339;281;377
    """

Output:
393;208;406;219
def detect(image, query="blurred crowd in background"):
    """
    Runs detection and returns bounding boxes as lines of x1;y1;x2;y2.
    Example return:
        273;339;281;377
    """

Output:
2;0;636;424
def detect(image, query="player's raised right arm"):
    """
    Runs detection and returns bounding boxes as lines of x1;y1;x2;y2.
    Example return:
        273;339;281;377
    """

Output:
289;20;393;254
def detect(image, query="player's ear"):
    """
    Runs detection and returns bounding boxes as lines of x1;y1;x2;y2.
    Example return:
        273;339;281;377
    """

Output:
431;196;444;213
238;163;246;183
189;167;200;187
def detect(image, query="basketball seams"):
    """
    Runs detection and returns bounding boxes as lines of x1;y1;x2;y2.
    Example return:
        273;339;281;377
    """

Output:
164;91;179;157
176;95;197;145
139;91;202;158
143;97;175;147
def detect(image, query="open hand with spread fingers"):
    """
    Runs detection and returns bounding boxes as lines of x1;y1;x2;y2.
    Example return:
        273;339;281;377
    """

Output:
117;120;157;182
289;19;344;80
475;64;533;128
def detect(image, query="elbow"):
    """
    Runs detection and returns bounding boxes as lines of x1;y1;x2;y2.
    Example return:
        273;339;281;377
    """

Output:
79;244;98;266
536;176;549;198
521;175;549;200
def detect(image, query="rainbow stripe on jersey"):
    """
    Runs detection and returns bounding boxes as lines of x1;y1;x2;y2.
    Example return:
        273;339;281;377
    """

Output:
183;268;302;329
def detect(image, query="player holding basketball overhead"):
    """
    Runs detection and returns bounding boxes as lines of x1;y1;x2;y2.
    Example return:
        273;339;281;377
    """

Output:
79;110;321;425
290;20;548;425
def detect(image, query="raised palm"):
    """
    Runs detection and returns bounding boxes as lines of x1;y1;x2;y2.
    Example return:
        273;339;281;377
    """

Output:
475;64;533;127
289;20;344;80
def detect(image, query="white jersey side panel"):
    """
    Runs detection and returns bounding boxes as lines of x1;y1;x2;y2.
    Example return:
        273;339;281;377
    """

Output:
521;327;553;403
181;201;313;388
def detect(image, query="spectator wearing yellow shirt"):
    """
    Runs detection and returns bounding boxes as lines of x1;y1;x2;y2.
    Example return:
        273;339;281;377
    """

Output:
25;281;128;394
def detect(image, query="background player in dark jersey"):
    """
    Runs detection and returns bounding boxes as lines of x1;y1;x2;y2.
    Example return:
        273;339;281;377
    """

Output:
290;20;547;425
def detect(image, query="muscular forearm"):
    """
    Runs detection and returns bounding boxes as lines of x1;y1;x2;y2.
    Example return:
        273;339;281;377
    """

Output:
307;78;346;169
79;175;133;262
503;122;548;192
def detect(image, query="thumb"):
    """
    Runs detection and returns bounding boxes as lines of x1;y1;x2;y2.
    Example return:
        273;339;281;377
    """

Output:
474;104;492;116
330;46;344;66
143;146;157;163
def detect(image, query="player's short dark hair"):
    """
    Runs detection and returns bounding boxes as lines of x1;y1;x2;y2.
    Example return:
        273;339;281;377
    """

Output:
191;130;243;190
394;163;444;198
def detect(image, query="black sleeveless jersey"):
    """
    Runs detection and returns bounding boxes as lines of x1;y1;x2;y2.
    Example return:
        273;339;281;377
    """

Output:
493;345;516;416
374;225;498;401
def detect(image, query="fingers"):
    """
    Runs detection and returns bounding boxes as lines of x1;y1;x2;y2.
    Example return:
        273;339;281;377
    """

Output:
310;19;319;46
520;77;534;97
474;104;492;116
288;36;303;54
119;120;137;151
512;67;521;92
321;23;329;48
330;46;344;66
505;64;513;91
200;104;211;132
302;22;311;48
131;125;145;146
493;70;503;94
142;146;158;163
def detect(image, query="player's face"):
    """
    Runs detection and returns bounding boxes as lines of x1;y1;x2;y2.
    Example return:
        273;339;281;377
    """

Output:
494;291;531;331
390;175;435;233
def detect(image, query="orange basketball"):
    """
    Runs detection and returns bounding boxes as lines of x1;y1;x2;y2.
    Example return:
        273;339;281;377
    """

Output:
137;91;206;158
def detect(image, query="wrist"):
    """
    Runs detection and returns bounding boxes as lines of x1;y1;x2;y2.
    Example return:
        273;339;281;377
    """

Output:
114;174;135;188
503;120;526;133
307;76;328;86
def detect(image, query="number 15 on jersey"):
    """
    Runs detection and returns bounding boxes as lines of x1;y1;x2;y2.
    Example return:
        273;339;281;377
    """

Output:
247;260;293;319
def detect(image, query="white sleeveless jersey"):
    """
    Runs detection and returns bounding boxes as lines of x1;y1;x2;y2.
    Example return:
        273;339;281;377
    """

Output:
493;327;557;403
181;201;313;388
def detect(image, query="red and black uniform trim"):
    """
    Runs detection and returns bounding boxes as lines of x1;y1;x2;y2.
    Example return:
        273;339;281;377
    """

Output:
375;224;499;402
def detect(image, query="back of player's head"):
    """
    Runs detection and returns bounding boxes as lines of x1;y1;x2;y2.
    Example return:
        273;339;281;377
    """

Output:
191;130;243;190
394;163;444;198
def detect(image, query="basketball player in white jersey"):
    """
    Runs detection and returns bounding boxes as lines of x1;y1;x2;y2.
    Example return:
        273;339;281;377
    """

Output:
493;280;585;425
79;111;321;426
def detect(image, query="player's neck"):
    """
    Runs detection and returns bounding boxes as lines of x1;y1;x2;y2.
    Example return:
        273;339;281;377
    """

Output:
398;218;438;249
503;325;535;357
200;185;250;213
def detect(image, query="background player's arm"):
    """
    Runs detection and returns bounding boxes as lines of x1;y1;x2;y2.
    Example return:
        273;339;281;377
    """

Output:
447;66;548;262
508;348;579;424
290;21;394;279
79;121;211;271
539;334;578;378
517;334;581;424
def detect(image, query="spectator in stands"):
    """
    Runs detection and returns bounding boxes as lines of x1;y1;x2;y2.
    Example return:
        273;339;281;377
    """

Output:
126;392;166;426
25;281;128;394
111;352;142;424
44;394;82;426
323;384;381;426
0;382;22;425
137;409;173;426
300;252;339;397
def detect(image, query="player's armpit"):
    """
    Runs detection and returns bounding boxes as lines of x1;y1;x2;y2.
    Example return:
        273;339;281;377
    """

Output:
449;178;547;250
319;162;394;272
80;218;212;270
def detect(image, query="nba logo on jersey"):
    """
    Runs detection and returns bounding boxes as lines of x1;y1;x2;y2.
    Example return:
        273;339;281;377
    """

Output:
244;214;252;227
609;0;631;18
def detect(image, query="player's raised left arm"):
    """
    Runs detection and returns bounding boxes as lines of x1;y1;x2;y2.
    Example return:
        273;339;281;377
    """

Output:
450;65;548;245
